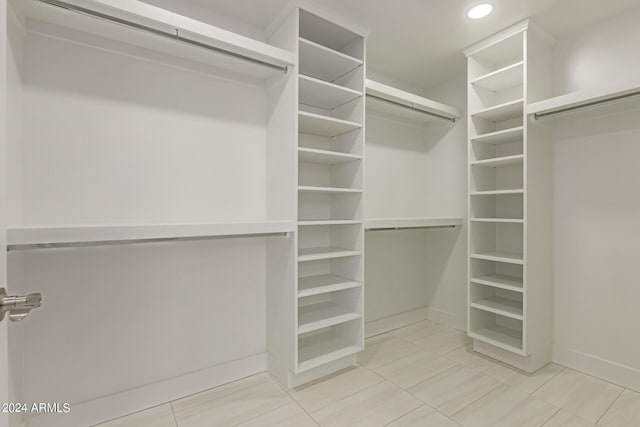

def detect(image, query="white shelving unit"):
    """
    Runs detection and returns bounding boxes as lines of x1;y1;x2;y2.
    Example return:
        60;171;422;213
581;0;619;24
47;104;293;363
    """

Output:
465;20;554;373
267;8;366;390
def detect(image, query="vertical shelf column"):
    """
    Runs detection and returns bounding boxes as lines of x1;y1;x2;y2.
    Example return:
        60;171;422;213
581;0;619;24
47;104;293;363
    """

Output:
464;20;554;373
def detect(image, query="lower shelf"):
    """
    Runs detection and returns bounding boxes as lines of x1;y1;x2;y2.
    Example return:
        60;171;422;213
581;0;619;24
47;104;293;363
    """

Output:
298;247;361;262
298;302;361;334
470;325;524;355
471;251;524;264
470;297;523;320
298;274;361;298
471;275;523;293
298;329;361;372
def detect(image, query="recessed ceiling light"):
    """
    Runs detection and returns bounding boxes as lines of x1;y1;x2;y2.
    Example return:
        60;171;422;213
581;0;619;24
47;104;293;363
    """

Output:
468;4;493;19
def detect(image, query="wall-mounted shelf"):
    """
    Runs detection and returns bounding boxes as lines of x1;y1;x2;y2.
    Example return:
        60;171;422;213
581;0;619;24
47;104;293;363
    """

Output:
365;79;461;123
299;37;362;82
299;75;362;110
298;220;362;226
471;218;524;223
298;302;361;334
471;126;524;145
298;186;362;194
471;275;523;293
297;247;361;262
7;221;295;250
298;147;362;165
471;297;523;320
298;275;361;298
471;251;524;265
298;111;362;137
470;155;524;168
470;189;524;196
364;217;463;231
21;0;296;79
471;61;524;92
527;78;640;121
472;99;524;122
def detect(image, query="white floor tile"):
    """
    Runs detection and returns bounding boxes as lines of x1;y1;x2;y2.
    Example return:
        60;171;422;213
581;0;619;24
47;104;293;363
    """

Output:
413;330;472;355
357;334;422;368
541;409;597;427
533;369;623;423
288;367;383;413
387;405;461;426
408;365;501;416
94;404;176;427
171;373;292;427
310;381;422;427
484;363;565;394
452;383;558;427
598;389;640;427
390;320;449;343
372;350;458;389
443;345;495;373
235;402;317;427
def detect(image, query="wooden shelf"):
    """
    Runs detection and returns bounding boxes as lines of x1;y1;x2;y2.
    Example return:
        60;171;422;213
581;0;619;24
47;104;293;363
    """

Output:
472;127;524;145
527;77;640;121
472;99;524;122
298;186;362;194
471;297;523;320
298;111;362;137
7;221;296;249
299;37;363;82
298;329;361;372
471;275;524;293
298;302;361;334
298;275;361;298
365;217;463;231
299;74;362;110
470;189;524;196
471;155;524;168
470;325;524;355
471;251;524;265
22;0;296;80
298;147;362;165
298;220;361;226
471;61;524;92
297;247;361;262
365;79;461;123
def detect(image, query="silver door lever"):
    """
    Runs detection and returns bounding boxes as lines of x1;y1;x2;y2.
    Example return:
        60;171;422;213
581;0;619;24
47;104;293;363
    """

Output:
0;288;42;322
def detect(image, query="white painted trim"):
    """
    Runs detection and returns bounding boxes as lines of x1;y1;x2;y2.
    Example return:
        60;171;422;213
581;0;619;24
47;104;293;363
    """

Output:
463;19;530;57
553;347;640;393
24;353;268;427
426;307;464;331
365;307;428;337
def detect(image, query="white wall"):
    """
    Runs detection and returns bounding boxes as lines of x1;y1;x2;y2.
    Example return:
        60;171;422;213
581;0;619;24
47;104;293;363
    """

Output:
7;20;274;426
550;7;640;391
364;75;468;333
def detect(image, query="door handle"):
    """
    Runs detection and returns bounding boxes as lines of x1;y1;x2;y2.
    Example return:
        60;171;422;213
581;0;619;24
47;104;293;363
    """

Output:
0;288;42;322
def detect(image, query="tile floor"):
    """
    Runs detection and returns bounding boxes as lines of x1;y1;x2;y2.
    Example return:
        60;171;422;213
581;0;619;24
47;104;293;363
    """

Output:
96;320;640;427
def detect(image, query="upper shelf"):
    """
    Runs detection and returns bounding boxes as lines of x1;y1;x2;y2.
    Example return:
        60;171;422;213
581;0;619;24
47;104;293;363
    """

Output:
7;221;296;250
20;0;295;80
471;61;524;92
365;218;463;231
299;38;363;82
527;78;640;121
365;80;461;124
472;99;524;122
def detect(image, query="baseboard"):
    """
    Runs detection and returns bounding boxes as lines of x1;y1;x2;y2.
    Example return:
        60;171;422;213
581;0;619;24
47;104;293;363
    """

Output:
425;307;463;331
268;352;356;389
365;307;428;337
553;346;640;393
24;353;268;427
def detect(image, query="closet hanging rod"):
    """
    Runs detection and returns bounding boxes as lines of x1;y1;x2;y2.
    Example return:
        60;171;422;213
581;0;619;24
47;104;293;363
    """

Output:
534;89;640;119
366;94;456;123
365;225;458;232
36;0;289;73
7;232;289;251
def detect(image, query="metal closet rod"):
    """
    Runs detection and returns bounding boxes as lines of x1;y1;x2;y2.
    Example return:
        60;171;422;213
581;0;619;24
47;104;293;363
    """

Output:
37;0;289;73
534;90;640;120
365;225;458;232
366;94;456;123
7;232;289;251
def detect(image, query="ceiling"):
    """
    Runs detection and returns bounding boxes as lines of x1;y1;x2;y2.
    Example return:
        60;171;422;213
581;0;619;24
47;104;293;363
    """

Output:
188;0;640;89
